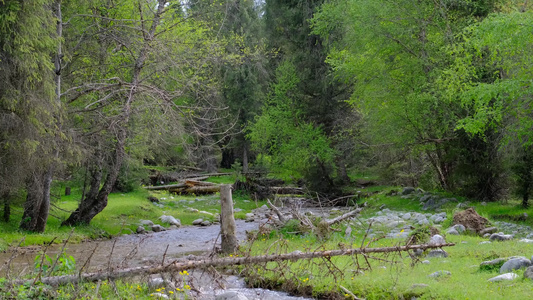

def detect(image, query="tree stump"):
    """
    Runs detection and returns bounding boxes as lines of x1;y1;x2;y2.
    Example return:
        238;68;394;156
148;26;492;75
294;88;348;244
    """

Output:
220;184;238;254
65;186;71;196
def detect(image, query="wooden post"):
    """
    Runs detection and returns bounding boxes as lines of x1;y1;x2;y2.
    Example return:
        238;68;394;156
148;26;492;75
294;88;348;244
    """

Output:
220;184;238;254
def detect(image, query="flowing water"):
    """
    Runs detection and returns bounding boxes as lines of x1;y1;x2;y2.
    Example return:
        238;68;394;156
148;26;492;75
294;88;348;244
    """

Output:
0;220;310;299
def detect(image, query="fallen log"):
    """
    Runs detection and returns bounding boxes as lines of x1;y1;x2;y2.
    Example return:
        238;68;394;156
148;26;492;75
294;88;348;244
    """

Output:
185;180;216;187
144;183;187;191
16;243;455;286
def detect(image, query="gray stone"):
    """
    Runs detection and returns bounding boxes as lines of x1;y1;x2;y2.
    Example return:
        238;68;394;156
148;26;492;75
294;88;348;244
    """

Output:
428;270;451;278
151;293;169;299
456;202;469;209
433;217;445;224
483;233;491;238
420;195;431;203
480;258;506;269
151;224;165;232
427;249;448;258
429;234;446;245
519;238;533;243
215;291;249;300
159;215;181;227
489;233;513;242
452;224;466;233
192;218;204;225
200;220;212;226
402;213;412;220
186;208;199;213
413;249;424;257
488;273;518;282
479;241;491;244
500;257;532;273
418;218;429;225
136;226;146;234
446;228;459;235
524;266;533;280
148;277;165;289
402;187;416;195
139;219;154;226
421;260;430;264
480;227;498;235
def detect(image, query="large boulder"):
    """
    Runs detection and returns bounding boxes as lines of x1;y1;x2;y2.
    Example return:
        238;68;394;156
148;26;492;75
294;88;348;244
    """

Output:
452;208;489;234
500;257;532;273
489;233;513;242
524;266;533;280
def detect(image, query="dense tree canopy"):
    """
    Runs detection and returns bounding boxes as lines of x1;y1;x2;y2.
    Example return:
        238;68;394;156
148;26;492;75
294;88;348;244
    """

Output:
1;0;533;230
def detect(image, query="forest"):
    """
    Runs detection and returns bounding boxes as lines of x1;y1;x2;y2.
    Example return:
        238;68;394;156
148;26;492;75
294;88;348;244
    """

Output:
3;0;533;299
2;0;533;232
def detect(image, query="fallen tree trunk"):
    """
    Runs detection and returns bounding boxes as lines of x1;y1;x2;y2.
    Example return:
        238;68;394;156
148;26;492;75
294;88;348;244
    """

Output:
185;180;216;187
16;243;455;286
144;183;187;191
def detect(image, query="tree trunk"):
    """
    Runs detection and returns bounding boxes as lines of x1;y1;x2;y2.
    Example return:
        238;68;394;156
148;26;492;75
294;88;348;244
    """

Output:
16;242;456;286
2;192;10;223
220;148;235;169
62;1;168;226
20;172;47;232
242;144;249;173
220;185;238;254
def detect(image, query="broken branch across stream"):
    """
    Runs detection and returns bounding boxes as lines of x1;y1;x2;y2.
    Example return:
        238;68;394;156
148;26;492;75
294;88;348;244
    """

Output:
19;243;455;286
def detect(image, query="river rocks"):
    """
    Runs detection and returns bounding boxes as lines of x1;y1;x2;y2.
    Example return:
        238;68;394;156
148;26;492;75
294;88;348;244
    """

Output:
429;212;447;224
200;220;212;226
159;215;181;227
152;224;166;232
140;219;154;226
488;273;518;282
136;226;147;234
402;187;416;195
500;257;532;273
427;249;448;258
524;266;533;280
428;270;451;278
480;227;498;235
192;219;204;225
480;258;506;271
429;234;446;245
489;233;513;242
215;291;249;300
245;213;255;222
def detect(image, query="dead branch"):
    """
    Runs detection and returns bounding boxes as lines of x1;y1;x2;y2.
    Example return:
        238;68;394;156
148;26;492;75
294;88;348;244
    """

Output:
144;183;187;190
326;204;366;226
267;199;287;223
14;243;455;286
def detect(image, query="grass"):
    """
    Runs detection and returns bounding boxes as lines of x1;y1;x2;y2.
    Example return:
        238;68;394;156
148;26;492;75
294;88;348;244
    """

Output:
0;175;265;252
241;191;533;299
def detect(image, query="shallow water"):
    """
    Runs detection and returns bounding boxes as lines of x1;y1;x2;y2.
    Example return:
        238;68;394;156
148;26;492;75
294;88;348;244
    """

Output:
0;219;310;299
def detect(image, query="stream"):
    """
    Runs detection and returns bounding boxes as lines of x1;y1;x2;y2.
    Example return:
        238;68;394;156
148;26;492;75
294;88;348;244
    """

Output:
0;219;310;300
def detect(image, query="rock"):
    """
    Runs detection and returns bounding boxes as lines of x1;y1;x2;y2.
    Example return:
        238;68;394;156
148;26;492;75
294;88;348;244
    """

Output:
519;238;533;243
428;270;451;278
456;202;469;209
524;266;533;280
483;233;491;238
151;224;165;232
429;234;446;245
199;210;215;216
136;226;146;234
480;258;506;271
245;213;255;222
234;208;243;213
140;219;154;226
480;227;498;235
200;220;212;226
422;260;430;264
148;277;165;289
489;233;513;242
186;208;199;213
151;293;169;299
479;241;491;244
433;216;445;224
192;218;204;225
168;225;179;230
500;257;532;273
451;224;466;233
215;291;249;300
452;208;489;234
413;249;424;257
159;215;181;227
379;204;386;210
488;273;518;282
446;228;459;235
427;249;448;258
418;218;429;225
402;187;416;195
386;220;405;228
148;196;159;203
401;213;412;220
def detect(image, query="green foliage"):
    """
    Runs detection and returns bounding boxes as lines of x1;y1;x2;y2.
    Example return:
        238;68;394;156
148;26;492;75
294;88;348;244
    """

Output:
248;61;336;181
34;250;76;276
